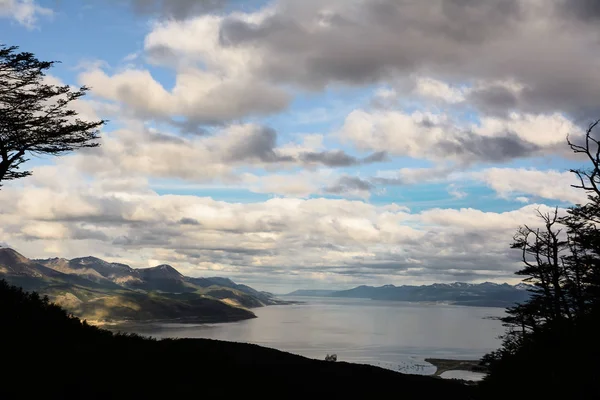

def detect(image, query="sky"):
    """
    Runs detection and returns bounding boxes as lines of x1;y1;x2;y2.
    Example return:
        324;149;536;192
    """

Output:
1;0;599;293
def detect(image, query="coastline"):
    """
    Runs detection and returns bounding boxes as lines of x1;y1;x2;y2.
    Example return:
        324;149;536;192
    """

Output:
425;358;488;376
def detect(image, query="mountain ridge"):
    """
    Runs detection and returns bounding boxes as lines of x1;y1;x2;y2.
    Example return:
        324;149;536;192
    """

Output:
0;247;289;323
286;281;532;307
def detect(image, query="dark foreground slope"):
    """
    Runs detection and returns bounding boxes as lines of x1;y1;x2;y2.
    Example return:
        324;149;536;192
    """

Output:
0;280;477;399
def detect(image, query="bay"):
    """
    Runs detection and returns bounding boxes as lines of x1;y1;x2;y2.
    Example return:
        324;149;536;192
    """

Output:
120;297;506;379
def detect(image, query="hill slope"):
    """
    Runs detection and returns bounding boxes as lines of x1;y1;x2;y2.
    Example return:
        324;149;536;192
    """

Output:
0;248;265;323
0;280;478;399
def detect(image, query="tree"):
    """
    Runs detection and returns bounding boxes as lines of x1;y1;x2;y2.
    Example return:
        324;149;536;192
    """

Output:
0;45;104;186
480;120;600;399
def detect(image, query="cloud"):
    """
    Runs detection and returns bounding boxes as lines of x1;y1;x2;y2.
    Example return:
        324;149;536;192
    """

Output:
79;65;289;125
214;0;600;120
465;80;522;116
80;0;600;129
300;150;388;167
0;0;52;28
338;109;543;164
473;112;583;150
179;217;200;226
447;184;468;199
78;12;290;125
1;168;556;288
219;0;519;85
474;168;585;204
3;0;596;290
374;166;460;186
222;126;294;163
414;77;466;104
557;0;600;22
437;131;540;163
60;121;386;193
123;0;225;18
243;170;332;198
324;176;375;197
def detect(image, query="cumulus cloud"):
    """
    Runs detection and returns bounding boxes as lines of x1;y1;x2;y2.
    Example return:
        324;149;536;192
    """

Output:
0;0;52;28
338;109;545;164
2;0;596;289
414;77;466;104
2;117;379;204
78;65;289;126
474;168;585;204
0;167;557;288
473;112;583;150
214;0;600;120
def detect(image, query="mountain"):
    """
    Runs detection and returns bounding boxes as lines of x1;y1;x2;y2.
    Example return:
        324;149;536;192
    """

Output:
35;252;287;307
188;276;284;306
0;247;289;323
286;289;338;297
285;282;532;307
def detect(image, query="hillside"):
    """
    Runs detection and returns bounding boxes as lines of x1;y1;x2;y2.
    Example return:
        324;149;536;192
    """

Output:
0;280;478;399
286;282;531;307
0;247;288;323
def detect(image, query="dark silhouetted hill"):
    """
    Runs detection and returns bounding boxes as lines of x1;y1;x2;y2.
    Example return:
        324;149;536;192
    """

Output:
0;280;478;399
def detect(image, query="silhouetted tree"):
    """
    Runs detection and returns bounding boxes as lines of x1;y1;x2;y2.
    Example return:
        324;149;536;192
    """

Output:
0;45;104;186
480;120;600;399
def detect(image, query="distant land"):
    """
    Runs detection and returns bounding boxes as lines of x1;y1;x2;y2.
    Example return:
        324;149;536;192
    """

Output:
0;247;292;323
286;282;532;308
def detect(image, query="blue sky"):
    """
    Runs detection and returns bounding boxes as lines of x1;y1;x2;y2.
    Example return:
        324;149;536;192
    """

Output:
0;0;598;292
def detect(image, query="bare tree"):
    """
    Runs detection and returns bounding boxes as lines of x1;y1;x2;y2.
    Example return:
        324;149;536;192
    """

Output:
481;120;600;398
567;119;600;198
0;45;105;186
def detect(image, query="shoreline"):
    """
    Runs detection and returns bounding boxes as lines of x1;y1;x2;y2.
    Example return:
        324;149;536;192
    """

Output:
425;358;488;376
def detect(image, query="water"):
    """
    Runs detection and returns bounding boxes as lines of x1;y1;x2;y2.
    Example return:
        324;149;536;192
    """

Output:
440;370;487;381
120;297;506;379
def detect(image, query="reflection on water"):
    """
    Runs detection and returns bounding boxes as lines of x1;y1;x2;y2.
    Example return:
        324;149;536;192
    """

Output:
119;297;505;379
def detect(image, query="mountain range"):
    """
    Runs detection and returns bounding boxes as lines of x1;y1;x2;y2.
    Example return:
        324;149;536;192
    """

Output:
286;282;532;308
0;247;289;323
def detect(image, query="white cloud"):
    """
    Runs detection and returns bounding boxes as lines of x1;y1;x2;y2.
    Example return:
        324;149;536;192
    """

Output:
79;12;289;125
338;109;543;164
447;184;467;199
0;0;52;28
242;170;337;198
474;168;585;204
414;77;465;104
0;163;559;288
473;112;582;149
3;0;598;290
212;0;600;120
